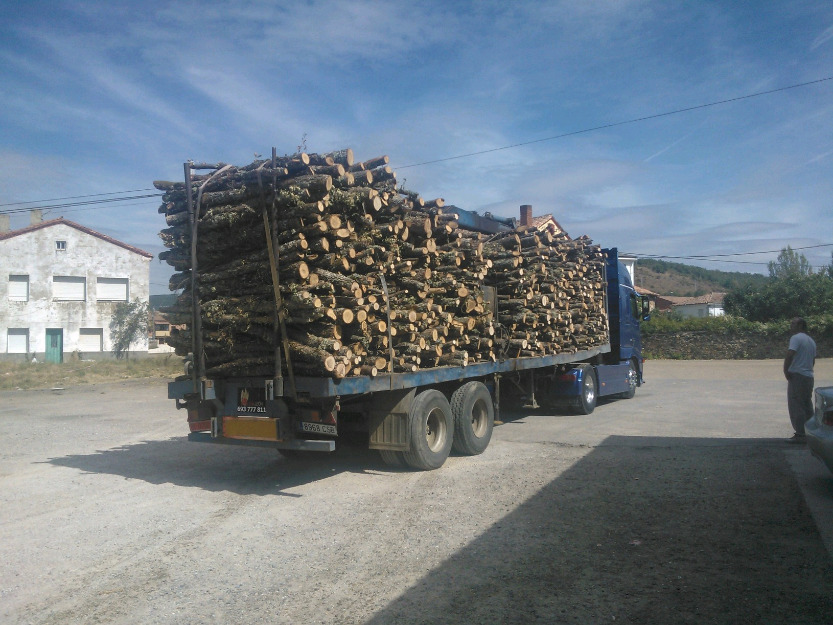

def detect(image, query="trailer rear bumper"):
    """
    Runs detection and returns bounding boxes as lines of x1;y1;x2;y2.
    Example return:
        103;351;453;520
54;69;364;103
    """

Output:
187;432;335;452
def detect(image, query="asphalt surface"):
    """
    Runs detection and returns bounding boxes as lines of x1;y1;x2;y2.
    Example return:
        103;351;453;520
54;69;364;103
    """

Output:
1;359;832;624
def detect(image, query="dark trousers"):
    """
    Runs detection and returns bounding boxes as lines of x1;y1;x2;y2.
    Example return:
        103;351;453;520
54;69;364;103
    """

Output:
788;373;814;434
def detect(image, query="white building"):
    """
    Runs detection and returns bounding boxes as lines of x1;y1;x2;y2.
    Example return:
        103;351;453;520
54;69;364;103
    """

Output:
1;216;152;361
664;293;726;318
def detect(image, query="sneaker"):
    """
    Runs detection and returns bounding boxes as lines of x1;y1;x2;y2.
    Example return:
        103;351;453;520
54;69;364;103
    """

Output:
787;433;806;443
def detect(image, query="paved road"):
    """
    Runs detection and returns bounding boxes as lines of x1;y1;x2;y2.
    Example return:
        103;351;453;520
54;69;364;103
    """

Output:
1;360;832;624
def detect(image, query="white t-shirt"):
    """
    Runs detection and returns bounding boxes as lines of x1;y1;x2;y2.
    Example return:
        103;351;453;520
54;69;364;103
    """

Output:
788;332;816;378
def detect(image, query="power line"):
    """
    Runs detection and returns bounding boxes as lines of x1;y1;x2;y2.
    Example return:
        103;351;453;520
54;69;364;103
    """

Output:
4;75;831;210
0;193;162;216
396;75;833;169
0;189;159;208
628;243;833;260
1;73;830;244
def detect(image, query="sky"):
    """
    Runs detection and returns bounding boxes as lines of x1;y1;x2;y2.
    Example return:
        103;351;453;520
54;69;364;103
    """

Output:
1;0;832;295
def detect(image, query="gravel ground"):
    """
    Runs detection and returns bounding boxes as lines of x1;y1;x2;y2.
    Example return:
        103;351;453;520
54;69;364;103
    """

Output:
1;360;832;624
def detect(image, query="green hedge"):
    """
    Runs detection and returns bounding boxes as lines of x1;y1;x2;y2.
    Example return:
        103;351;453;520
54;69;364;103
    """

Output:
641;313;833;337
640;313;833;360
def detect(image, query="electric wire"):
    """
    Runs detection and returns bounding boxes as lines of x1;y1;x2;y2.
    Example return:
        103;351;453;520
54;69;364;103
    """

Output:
627;243;833;260
4;75;831;212
0;189;159;208
396;76;833;169
1;77;831;279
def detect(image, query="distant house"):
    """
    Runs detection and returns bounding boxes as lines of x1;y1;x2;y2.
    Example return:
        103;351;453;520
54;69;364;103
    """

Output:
634;286;662;312
518;205;567;237
152;311;173;343
151;310;185;344
1;214;152;361
663;293;726;318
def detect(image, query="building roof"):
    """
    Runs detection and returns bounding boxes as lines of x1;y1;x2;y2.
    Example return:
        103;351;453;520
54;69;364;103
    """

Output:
0;217;153;258
530;213;567;235
664;292;726;306
635;286;661;297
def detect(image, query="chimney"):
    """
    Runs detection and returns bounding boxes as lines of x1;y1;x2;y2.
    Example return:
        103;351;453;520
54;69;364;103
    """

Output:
0;214;9;234
30;209;43;225
520;204;533;227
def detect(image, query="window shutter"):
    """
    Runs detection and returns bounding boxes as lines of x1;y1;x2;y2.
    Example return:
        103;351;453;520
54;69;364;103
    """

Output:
7;329;28;353
97;278;129;301
78;328;103;352
8;275;29;301
53;276;86;301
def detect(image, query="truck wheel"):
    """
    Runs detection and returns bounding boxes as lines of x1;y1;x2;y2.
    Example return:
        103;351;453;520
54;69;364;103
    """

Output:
403;390;453;470
621;359;638;399
451;381;494;455
575;365;597;415
379;449;406;467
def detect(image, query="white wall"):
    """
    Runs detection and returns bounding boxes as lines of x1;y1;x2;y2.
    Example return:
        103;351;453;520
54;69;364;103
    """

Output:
674;303;725;318
1;222;151;358
619;256;636;285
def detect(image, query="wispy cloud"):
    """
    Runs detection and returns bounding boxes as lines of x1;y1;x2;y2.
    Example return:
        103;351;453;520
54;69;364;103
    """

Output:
811;23;833;50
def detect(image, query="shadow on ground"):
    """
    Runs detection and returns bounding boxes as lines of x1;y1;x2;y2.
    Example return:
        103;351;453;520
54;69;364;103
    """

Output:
45;435;391;494
361;436;833;625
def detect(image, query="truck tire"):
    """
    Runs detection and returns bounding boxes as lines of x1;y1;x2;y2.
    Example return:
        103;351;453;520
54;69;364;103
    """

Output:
575;365;597;415
379;449;406;467
621;358;638;399
451;381;494;455
403;390;453;470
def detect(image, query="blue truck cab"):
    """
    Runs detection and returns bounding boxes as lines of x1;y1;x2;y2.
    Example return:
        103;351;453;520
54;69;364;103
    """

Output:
549;247;646;413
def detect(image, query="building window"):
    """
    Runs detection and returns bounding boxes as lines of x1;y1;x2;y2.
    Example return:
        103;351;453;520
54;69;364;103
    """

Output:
53;276;86;301
8;275;29;301
96;277;129;302
56;240;67;251
78;328;103;352
7;328;29;354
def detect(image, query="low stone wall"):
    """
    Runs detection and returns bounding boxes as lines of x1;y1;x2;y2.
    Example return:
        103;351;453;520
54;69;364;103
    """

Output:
643;331;833;360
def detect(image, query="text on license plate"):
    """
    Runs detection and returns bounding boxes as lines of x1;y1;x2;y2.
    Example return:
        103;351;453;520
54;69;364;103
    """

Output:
300;422;337;436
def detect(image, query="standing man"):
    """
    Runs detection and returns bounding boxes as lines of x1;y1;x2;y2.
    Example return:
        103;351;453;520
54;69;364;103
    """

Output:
783;317;816;442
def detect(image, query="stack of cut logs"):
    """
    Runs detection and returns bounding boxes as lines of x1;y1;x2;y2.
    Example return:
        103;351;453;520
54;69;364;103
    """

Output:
156;149;609;379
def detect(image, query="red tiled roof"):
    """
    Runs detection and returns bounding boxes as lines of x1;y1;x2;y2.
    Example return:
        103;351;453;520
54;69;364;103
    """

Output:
0;217;153;258
635;286;661;296
530;214;568;236
664;292;726;306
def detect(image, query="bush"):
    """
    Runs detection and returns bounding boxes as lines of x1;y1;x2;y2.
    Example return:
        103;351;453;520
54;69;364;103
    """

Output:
642;312;833;340
641;312;762;335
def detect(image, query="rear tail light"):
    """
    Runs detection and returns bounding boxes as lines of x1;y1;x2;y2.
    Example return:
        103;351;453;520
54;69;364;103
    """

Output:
822;411;833;427
187;408;211;432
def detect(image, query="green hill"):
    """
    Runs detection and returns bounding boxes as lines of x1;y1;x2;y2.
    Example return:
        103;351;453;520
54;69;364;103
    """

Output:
633;259;768;297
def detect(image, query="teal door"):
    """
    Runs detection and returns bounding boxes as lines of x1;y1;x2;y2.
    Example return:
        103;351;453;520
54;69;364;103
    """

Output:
45;329;63;363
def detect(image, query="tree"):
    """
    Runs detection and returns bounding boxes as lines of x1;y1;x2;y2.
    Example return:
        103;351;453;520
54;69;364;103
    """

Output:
110;299;150;360
725;246;833;321
768;245;813;279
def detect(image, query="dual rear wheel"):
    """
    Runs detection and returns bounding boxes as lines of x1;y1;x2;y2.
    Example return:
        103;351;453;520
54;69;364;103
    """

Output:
381;382;495;470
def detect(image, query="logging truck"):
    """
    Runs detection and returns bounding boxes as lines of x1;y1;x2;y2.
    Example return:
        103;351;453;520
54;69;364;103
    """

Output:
167;225;646;470
162;151;647;469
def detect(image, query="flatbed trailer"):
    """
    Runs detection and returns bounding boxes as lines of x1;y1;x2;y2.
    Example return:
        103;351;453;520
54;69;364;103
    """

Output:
168;248;645;470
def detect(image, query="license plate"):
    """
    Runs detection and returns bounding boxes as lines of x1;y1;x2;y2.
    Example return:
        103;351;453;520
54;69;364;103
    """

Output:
223;417;280;440
300;422;337;436
237;386;267;415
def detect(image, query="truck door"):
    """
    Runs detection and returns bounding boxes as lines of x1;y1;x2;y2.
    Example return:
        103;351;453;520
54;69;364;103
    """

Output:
618;288;641;362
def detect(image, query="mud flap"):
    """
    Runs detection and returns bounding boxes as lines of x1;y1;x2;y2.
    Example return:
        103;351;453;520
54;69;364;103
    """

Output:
368;388;416;451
